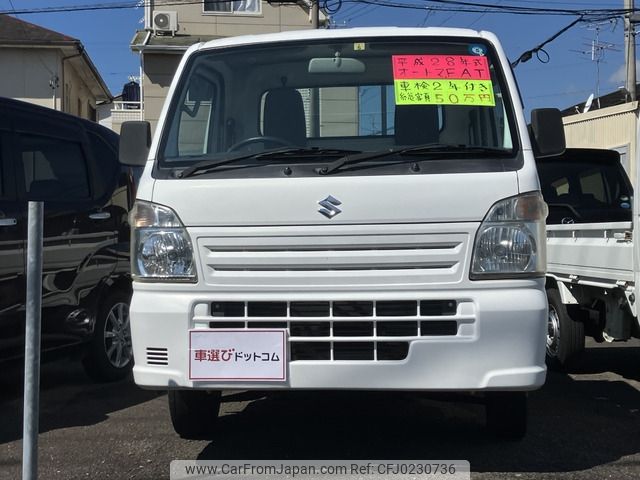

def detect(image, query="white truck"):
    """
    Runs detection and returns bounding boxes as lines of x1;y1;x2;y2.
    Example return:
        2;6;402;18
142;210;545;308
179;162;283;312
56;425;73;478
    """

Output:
118;27;566;440
537;148;639;368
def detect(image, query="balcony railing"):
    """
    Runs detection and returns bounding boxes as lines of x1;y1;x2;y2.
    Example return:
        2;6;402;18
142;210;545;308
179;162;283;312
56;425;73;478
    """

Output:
111;101;143;123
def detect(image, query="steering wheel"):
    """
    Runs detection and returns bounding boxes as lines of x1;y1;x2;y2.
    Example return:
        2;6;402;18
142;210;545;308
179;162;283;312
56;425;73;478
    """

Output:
227;136;294;152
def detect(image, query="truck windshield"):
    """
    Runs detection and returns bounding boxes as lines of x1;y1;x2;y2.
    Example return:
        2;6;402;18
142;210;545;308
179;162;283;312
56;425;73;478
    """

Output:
159;37;518;174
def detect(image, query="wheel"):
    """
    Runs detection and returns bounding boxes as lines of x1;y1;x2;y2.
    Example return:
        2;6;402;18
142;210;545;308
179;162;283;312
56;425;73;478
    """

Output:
168;390;222;439
83;289;133;382
546;287;584;370
227;136;293;151
485;391;527;440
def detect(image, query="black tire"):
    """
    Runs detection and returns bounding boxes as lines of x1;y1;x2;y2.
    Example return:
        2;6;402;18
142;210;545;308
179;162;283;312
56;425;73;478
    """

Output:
82;289;133;382
485;391;527;440
168;390;222;439
546;287;585;370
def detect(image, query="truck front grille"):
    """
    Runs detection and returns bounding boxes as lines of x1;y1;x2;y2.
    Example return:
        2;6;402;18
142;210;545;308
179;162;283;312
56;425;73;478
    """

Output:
211;300;456;317
202;299;469;362
196;225;472;290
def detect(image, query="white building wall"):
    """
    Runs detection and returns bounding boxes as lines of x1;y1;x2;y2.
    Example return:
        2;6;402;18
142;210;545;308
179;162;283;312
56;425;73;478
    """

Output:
63;59;95;119
0;48;62;110
563;102;639;179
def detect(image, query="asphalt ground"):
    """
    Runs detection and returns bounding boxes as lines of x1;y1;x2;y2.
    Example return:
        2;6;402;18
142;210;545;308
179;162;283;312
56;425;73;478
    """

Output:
0;340;639;480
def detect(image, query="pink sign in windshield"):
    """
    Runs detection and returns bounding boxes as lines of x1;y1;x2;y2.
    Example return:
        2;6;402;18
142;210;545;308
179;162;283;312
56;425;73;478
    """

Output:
392;55;490;80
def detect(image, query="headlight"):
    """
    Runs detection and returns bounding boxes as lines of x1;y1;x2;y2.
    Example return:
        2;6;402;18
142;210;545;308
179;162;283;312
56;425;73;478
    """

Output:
130;201;197;282
470;192;547;279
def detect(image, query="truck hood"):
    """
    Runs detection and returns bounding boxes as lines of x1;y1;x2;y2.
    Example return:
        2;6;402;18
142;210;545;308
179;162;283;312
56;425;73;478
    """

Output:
150;171;519;227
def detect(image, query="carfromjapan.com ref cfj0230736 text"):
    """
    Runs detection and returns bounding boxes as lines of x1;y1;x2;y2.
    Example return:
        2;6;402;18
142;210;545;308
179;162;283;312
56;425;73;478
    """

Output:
170;460;471;480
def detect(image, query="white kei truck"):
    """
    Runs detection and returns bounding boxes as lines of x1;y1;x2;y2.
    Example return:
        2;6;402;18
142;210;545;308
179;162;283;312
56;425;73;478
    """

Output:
537;148;639;368
118;27;566;440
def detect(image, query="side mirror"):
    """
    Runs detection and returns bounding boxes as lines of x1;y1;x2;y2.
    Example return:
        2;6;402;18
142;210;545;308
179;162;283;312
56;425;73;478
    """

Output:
119;121;151;166
530;108;565;158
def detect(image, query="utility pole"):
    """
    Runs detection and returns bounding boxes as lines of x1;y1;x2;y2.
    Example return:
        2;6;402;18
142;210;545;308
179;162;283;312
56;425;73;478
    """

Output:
625;0;637;101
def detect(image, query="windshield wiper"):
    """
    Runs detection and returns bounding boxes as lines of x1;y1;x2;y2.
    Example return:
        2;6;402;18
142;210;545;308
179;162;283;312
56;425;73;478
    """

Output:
177;147;361;178
315;143;512;175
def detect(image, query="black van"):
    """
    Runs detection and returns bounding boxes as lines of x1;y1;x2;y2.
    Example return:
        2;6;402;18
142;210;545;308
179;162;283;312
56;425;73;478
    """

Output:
0;97;139;381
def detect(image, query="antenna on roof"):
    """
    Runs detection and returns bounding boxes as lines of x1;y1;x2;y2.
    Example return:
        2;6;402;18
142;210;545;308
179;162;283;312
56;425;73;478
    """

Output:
572;19;620;108
583;93;594;113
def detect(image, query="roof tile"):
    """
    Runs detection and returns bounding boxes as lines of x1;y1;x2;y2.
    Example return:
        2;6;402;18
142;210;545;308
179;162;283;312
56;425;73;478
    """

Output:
0;14;78;44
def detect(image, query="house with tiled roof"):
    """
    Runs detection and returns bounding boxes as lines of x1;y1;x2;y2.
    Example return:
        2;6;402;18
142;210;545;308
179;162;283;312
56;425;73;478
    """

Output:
0;14;111;120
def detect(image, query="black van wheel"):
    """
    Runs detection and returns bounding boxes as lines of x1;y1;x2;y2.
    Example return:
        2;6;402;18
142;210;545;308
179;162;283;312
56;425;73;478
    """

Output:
485;392;527;440
546;288;584;370
168;390;222;439
83;289;133;382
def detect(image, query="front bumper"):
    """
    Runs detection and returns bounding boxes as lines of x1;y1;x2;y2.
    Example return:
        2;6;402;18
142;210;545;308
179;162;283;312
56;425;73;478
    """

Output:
130;284;547;391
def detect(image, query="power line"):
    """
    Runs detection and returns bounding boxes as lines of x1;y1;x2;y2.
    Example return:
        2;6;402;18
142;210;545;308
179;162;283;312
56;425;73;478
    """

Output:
340;3;371;23
417;8;433;27
423;0;623;16
517;59;593;73
335;0;362;16
349;5;382;22
492;0;622;7
1;0;637;17
511;16;586;68
335;0;633;17
466;0;503;28
0;1;209;15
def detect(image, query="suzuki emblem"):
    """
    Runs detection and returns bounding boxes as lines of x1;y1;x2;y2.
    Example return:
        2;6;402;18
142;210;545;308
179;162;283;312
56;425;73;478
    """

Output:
318;195;342;219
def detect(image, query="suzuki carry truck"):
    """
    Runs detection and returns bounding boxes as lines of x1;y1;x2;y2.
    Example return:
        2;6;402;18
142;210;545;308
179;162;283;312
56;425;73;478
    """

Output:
118;27;565;439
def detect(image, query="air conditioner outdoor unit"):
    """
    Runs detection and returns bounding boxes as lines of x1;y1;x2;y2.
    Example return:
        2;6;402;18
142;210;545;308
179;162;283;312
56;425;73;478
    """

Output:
153;11;178;35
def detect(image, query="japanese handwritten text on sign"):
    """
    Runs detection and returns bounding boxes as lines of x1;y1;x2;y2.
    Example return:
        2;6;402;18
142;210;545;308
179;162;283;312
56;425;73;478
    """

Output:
392;54;495;106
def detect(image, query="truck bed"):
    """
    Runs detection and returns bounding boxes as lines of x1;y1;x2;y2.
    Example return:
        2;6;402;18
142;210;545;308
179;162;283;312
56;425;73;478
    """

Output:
546;221;634;285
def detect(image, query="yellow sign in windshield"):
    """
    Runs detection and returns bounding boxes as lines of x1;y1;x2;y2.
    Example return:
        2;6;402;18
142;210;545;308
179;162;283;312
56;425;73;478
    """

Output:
394;79;495;106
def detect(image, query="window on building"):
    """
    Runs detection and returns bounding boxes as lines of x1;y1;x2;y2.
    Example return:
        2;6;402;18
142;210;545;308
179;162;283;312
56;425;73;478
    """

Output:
203;0;261;14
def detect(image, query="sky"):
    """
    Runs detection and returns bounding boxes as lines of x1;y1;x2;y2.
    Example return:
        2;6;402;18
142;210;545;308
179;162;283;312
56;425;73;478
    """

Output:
1;0;636;117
